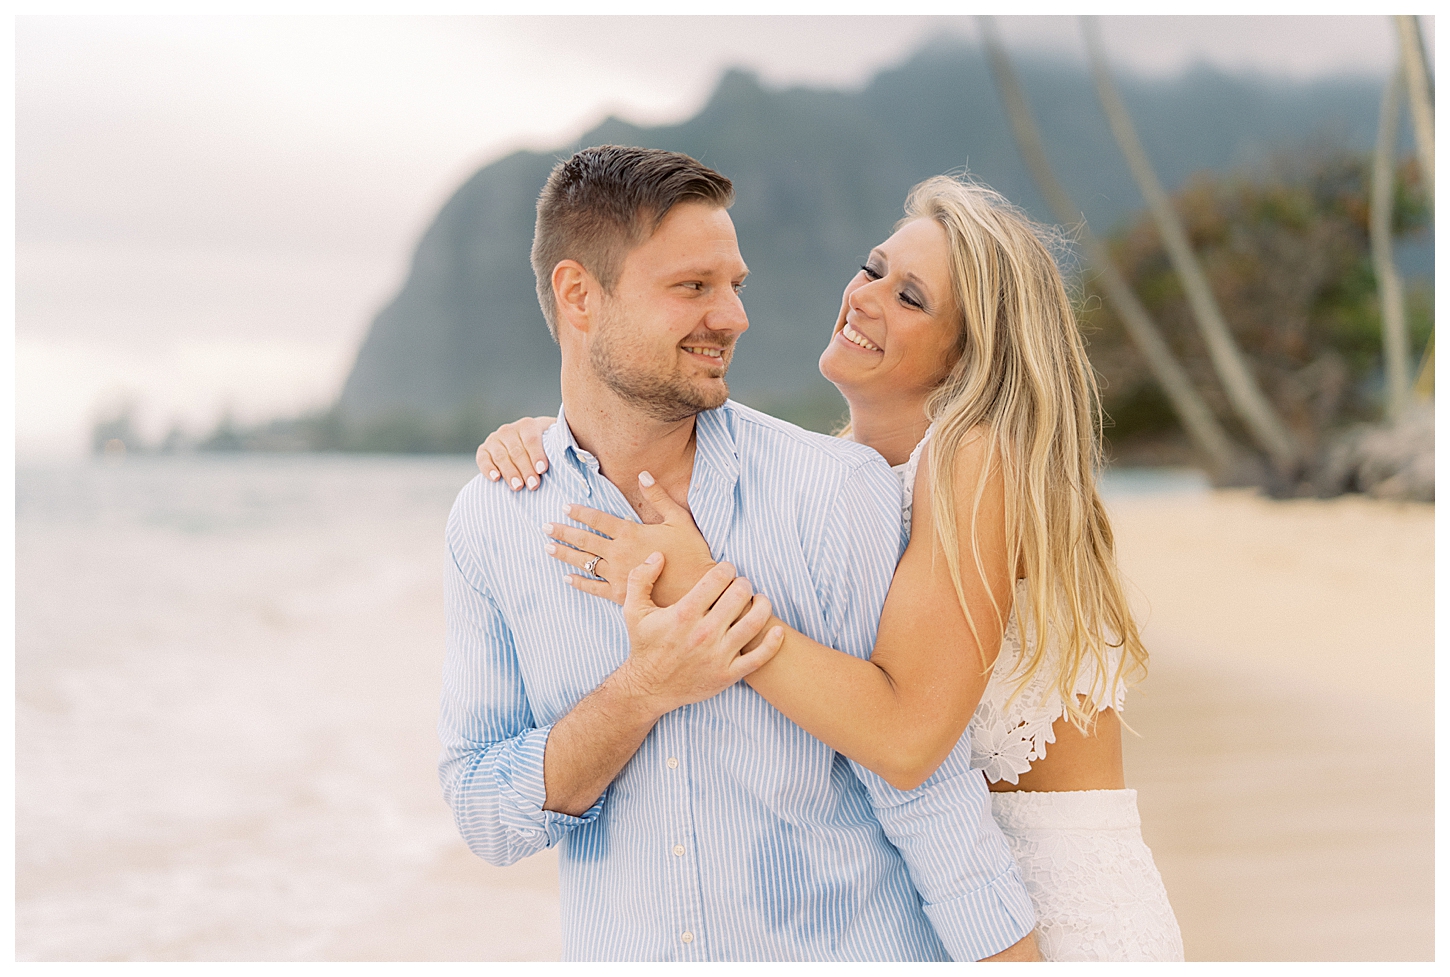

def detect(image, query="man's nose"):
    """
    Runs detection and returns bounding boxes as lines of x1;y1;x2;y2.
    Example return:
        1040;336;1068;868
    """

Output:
711;289;750;336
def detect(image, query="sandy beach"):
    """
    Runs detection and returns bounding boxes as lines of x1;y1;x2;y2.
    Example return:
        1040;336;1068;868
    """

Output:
13;458;1434;961
1110;490;1434;961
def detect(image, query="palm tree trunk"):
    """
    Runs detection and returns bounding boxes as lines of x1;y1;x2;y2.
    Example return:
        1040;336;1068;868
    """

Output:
1413;334;1434;399
1395;15;1434;406
1371;60;1411;420
1080;17;1300;474
1395;16;1434;207
977;16;1241;477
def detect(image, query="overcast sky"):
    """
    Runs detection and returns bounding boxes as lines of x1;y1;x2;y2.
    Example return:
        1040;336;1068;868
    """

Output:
13;14;1436;457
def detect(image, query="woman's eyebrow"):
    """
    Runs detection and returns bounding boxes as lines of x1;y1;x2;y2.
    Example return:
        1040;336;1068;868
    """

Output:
870;247;935;308
898;271;935;309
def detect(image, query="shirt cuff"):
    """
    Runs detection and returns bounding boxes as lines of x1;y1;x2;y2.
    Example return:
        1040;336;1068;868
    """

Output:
923;860;1037;961
493;723;605;850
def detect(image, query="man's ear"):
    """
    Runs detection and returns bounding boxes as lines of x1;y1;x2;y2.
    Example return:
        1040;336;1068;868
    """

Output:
552;260;594;337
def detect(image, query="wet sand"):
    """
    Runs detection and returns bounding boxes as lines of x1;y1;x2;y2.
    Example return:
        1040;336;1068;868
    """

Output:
14;460;1434;960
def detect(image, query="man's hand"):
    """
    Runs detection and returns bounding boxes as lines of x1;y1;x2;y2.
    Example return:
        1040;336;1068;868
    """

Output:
617;554;784;714
541;554;784;817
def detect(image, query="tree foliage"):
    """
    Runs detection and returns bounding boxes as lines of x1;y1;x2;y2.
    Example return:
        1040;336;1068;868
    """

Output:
1081;151;1432;464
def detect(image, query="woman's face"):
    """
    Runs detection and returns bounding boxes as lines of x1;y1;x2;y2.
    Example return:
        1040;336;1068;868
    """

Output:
818;217;961;403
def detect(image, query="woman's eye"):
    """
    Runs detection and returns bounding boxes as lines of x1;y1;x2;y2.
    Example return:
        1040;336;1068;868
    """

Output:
859;264;882;281
900;292;924;310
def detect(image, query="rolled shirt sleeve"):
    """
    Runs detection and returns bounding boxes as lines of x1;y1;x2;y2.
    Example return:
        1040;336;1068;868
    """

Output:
438;492;603;866
851;747;1035;960
815;459;1036;960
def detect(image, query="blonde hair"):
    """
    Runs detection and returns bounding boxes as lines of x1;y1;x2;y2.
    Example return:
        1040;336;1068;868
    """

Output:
907;175;1147;731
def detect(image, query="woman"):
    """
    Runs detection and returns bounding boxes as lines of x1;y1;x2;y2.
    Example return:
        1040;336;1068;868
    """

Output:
478;175;1183;961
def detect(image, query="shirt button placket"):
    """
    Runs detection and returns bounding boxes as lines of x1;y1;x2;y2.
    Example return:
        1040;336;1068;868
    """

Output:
664;723;701;960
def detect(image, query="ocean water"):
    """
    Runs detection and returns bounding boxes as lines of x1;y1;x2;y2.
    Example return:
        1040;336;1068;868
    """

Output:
14;453;549;961
14;452;1206;960
1097;466;1209;499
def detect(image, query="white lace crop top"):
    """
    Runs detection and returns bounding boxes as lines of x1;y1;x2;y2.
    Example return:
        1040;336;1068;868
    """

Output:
893;428;1126;784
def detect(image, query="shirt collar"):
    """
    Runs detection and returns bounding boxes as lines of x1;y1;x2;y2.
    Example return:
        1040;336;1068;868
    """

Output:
691;402;741;488
544;404;596;498
544;401;742;549
685;405;741;554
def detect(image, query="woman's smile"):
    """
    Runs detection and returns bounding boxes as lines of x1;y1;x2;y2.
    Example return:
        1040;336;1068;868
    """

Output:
838;320;882;352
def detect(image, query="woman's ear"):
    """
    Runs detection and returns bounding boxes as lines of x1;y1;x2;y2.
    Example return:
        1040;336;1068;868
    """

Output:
553;260;594;337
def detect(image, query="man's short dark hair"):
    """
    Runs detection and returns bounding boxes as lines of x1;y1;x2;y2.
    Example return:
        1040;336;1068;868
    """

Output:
531;145;735;341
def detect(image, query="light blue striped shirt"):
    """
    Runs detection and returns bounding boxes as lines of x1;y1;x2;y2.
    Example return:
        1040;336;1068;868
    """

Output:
440;399;1033;961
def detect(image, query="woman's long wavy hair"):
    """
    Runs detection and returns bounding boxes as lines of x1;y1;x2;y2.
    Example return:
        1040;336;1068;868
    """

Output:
908;175;1147;730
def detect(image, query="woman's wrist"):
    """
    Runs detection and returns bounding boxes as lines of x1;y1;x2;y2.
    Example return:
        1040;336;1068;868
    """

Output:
739;614;788;659
653;556;719;607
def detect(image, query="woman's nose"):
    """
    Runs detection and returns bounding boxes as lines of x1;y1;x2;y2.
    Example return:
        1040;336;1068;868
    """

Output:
848;277;885;317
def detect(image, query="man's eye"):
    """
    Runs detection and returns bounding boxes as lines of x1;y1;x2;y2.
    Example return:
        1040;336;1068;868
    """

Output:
733;282;746;294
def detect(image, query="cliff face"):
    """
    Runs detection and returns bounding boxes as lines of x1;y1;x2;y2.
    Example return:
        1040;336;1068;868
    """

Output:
337;43;1388;429
339;149;563;422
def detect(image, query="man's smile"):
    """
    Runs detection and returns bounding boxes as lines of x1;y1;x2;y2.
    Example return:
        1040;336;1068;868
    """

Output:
681;344;726;361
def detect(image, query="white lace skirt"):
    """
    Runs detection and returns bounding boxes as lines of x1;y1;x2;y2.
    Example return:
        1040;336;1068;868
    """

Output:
990;788;1184;961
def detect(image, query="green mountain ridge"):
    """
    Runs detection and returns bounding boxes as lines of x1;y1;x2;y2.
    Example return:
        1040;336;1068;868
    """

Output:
336;41;1409;435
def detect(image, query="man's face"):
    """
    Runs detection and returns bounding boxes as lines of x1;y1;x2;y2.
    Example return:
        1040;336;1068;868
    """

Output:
588;201;750;422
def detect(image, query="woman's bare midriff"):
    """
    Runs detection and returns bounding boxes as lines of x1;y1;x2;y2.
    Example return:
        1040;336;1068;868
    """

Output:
987;701;1126;793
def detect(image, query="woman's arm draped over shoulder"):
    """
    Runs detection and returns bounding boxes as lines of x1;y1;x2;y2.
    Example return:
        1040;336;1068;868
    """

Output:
505;416;1017;790
744;432;1015;790
477;416;556;490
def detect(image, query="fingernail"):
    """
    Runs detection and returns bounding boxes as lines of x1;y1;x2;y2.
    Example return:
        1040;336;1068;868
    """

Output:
562;504;574;516
488;470;500;481
510;477;523;490
541;523;554;534
645;552;662;564
526;476;539;490
535;460;548;474
638;470;655;487
545;543;557;555
771;626;784;640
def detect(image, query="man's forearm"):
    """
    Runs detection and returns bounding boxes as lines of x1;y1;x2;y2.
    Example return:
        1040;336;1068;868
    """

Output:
542;667;665;816
982;933;1040;961
848;742;1037;960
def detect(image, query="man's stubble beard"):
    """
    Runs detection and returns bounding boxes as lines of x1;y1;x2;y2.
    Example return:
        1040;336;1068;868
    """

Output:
589;305;736;423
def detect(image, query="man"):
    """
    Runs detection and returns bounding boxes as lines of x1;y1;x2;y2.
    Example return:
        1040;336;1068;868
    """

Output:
440;145;1036;961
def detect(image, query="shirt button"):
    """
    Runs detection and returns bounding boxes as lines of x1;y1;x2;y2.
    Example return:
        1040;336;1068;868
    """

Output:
667;757;679;769
681;932;694;944
673;844;685;856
